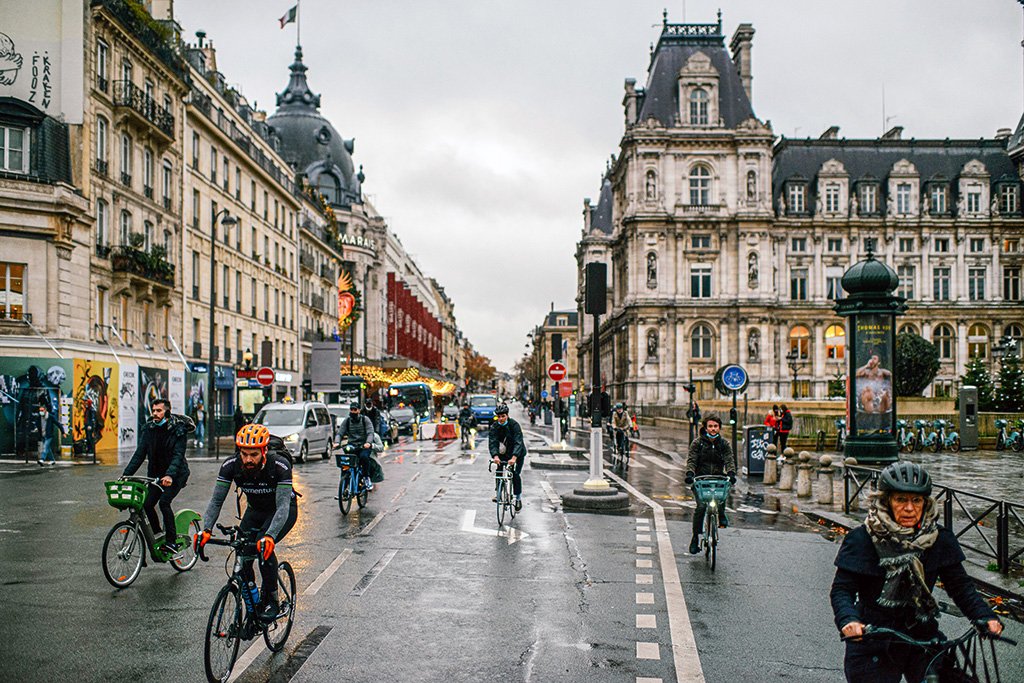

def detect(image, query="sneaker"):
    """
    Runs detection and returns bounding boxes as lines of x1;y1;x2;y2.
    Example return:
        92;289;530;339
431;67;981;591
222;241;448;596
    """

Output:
514;498;522;511
491;496;497;503
163;540;180;555
258;601;281;623
689;535;700;555
37;460;45;466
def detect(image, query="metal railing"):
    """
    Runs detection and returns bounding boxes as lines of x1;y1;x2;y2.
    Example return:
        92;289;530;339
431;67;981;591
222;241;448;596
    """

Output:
92;0;186;80
113;80;175;139
843;465;1024;574
110;245;175;287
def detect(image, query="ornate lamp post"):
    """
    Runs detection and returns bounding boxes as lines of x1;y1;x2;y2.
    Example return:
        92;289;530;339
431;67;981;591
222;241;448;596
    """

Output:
785;349;800;398
833;241;907;464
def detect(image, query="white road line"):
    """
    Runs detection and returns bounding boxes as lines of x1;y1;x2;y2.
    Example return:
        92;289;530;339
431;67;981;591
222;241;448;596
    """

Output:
539;481;562;506
390;486;407;504
637;678;663;683
607;468;705;683
636;614;657;628
230;546;354;681
636;592;655;604
637;546;652;554
637;642;661;660
640;454;683;471
305;548;353;595
636;534;652;542
636;574;654;584
360;511;388;536
636;559;653;569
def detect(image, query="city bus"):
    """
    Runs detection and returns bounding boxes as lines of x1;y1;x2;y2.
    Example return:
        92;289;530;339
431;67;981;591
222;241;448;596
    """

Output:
387;381;433;419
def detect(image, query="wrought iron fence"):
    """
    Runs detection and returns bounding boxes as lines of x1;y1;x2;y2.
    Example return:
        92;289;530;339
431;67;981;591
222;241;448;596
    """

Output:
843;464;1024;574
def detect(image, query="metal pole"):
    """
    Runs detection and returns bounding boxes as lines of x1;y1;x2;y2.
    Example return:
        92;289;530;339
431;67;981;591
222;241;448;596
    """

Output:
585;313;607;489
731;390;738;466
207;218;217;454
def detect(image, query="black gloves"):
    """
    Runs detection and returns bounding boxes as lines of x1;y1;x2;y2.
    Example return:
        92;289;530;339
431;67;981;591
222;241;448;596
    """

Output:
684;472;695;485
728;471;737;484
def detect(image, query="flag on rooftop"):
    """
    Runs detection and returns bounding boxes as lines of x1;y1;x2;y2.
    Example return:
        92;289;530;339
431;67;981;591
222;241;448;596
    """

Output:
279;5;298;28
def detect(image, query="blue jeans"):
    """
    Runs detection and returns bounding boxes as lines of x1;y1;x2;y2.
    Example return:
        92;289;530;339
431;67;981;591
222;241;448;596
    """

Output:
194;419;205;446
40;435;57;462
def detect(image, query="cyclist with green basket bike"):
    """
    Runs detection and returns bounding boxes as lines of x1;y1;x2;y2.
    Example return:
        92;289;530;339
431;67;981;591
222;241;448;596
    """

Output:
120;398;192;555
684;414;736;556
196;424;298;623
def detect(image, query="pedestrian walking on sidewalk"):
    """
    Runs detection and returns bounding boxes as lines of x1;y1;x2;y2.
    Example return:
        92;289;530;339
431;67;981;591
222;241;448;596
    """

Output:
778;404;793;452
38;400;64;465
830;461;1002;682
684;414;737;554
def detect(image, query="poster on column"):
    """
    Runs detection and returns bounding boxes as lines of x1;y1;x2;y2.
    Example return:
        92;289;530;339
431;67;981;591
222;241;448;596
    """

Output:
118;364;138;454
0;357;73;456
168;369;185;415
854;314;894;436
137;366;169;434
72;358;119;462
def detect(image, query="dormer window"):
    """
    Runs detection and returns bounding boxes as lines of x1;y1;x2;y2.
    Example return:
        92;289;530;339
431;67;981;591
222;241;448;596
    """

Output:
896;183;911;215
689;89;708;125
859;184;878;215
929;184;948;214
824;183;841;213
967;184;981;213
999;184;1019;214
787;184;806;214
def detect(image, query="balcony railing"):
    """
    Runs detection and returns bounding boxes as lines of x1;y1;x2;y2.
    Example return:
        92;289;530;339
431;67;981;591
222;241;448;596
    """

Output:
96;74;109;93
120;172;132;187
192;342;202;357
163;196;172;211
299;251;316;272
95;159;109;177
144;185;153;199
310;293;325;312
95;244;111;259
92;1;186;80
320;264;336;282
110;245;175;287
113;80;175;140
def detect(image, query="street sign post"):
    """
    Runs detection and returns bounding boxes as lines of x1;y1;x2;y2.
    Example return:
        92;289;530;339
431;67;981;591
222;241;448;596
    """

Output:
256;367;276;387
715;363;749;469
547;362;567;382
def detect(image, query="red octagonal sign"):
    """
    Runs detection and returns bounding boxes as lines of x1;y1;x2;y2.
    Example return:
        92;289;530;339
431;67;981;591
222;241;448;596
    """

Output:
547;362;567;382
256;367;276;386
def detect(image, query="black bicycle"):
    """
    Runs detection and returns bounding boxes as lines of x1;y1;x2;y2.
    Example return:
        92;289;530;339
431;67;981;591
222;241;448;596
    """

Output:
843;621;1016;683
199;524;296;683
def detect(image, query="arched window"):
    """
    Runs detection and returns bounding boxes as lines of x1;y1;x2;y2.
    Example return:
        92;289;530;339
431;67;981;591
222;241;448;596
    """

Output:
825;324;846;359
647;330;659;359
1005;324;1024;349
689;88;708;125
691;324;713;359
646;252;657;289
898;323;919;336
789;325;810;359
968;323;989;359
689;164;711;206
316;172;340;204
933;324;955;360
96;199;108;248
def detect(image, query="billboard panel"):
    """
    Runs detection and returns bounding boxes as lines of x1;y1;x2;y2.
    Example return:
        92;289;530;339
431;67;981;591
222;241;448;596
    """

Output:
72;358;119;457
0;357;73;455
118;364;138;452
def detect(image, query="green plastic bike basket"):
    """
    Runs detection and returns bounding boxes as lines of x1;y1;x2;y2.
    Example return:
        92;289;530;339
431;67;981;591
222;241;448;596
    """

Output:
693;479;731;506
104;480;148;510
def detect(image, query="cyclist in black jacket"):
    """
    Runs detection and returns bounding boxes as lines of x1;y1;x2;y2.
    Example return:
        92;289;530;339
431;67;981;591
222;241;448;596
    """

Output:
197;423;297;622
122;399;190;554
684;414;736;555
488;404;526;510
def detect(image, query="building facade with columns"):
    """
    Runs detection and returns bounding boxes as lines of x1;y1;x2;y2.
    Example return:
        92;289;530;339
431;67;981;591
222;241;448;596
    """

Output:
576;14;1024;405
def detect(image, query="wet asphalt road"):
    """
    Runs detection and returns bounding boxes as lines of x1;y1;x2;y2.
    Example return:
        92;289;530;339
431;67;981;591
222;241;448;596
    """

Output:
2;408;1022;682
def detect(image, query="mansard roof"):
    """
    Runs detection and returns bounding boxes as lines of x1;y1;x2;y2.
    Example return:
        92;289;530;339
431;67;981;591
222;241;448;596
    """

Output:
771;137;1018;199
1008;112;1024;157
545;310;579;327
636;17;755;129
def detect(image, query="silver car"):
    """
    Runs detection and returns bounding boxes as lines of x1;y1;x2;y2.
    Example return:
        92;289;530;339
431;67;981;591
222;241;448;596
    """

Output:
253;401;333;463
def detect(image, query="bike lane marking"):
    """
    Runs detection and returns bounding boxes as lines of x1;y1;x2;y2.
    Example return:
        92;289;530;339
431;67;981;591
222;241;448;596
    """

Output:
606;468;706;683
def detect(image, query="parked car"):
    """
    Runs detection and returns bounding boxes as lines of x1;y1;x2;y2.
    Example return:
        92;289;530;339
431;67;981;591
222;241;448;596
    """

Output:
252;401;333;463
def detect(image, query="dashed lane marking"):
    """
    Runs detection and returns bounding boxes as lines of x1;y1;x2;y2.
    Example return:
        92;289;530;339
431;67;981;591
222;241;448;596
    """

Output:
636;534;652;542
636;592;655;605
349;549;398;596
636;559;653;569
390;486;407;504
636;642;661;660
304;549;353;596
539;481;562;506
607;468;705;683
264;624;332;682
427;488;446;503
402;511;429;536
636;614;657;628
636;574;654;585
359;511;388;536
637;546;652;554
637;678;663;683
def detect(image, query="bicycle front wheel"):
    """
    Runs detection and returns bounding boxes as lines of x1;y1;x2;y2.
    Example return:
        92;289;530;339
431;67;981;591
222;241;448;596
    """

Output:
171;519;202;572
264;561;296;652
496;480;506;526
950;436;961;453
506;480;517;521
710;519;718;572
102;520;144;588
1012;437;1024;453
204;584;242;683
339;471;353;514
704;509;714;562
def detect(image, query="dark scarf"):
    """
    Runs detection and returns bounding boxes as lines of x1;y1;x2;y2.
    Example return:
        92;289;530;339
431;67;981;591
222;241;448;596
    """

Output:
865;494;940;623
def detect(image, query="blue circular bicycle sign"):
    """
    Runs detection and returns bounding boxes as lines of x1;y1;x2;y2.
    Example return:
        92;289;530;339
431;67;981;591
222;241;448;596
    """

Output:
721;364;749;393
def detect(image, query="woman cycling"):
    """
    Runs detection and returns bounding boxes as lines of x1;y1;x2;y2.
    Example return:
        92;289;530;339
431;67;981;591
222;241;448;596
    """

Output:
830;461;1002;682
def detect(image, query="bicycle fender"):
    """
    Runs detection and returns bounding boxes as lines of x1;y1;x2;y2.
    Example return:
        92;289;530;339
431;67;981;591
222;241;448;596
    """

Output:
174;508;201;535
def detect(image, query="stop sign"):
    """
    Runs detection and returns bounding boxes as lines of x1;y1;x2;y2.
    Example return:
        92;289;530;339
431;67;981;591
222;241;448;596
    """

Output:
256;367;276;386
547;362;567;381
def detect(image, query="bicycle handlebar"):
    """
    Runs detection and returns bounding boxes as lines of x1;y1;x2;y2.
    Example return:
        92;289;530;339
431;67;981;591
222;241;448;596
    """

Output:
198;524;259;563
842;622;1017;647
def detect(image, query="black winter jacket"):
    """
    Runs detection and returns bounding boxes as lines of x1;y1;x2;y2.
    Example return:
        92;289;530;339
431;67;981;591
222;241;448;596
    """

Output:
830;525;994;638
685;434;736;476
489;418;526;460
779;410;794;432
123;418;190;482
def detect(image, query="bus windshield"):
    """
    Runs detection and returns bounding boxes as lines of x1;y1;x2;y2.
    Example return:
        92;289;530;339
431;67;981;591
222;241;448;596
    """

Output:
389;382;432;416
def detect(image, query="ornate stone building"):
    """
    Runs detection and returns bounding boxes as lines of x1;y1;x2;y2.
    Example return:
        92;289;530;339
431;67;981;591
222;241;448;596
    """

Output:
576;14;1024;404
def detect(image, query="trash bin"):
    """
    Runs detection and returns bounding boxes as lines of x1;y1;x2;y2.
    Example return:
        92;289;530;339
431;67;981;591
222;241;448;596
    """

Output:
743;425;770;477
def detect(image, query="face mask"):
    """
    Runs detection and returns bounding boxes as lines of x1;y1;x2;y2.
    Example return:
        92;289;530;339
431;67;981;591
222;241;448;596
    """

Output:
706;430;719;439
154;417;168;426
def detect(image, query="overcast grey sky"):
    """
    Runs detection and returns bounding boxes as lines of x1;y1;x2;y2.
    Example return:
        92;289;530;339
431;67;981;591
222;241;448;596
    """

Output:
174;0;1024;372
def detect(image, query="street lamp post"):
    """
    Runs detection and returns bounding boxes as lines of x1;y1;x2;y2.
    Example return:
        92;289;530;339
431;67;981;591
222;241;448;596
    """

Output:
207;209;237;453
786;349;800;399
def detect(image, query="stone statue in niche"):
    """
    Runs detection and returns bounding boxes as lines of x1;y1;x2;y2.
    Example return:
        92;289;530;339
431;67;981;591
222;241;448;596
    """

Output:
746;171;757;203
646;252;657;288
645;171;657;200
747;251;759;289
849;192;858;217
748;328;760;362
647;330;658;358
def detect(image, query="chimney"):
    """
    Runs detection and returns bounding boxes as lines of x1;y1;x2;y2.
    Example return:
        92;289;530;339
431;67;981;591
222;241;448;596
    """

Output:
819;126;840;140
729;23;755;101
881;126;904;141
995;127;1012;140
149;0;174;21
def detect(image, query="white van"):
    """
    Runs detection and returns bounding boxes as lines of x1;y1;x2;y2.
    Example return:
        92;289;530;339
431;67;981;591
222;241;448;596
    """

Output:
252;401;333;463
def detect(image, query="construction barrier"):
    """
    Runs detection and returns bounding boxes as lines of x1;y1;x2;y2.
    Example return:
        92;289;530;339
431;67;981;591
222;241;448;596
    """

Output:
434;422;457;440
